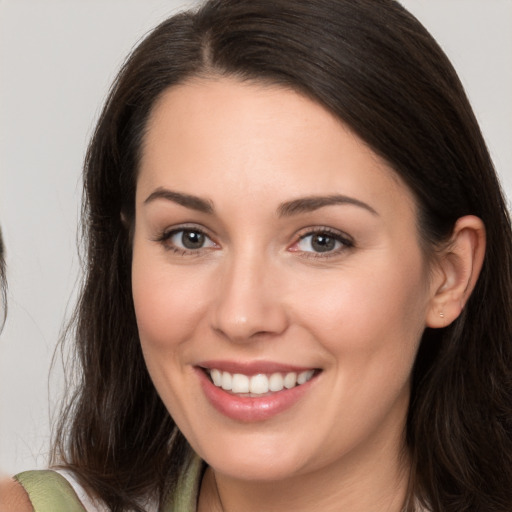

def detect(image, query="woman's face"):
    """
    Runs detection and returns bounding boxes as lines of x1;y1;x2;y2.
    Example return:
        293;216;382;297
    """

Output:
132;78;437;482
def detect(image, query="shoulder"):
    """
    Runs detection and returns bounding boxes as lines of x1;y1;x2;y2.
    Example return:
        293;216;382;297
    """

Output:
0;476;33;512
13;470;87;512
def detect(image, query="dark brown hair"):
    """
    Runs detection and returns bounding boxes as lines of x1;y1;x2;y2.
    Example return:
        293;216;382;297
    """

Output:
52;1;512;510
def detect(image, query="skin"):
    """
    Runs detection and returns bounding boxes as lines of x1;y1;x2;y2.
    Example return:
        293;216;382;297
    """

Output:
131;77;484;512
0;478;32;511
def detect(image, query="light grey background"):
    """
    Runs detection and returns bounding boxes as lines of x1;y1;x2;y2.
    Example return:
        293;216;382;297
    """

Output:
0;0;511;474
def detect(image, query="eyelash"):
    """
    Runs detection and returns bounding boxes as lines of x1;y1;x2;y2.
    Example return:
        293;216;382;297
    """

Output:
154;225;218;256
154;225;354;258
291;227;354;259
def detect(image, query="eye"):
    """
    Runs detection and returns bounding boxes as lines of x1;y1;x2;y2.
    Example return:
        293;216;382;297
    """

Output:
171;229;212;250
157;227;218;253
290;228;353;256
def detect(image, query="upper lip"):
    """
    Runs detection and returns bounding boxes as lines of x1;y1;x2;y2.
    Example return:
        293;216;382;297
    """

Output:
197;360;319;375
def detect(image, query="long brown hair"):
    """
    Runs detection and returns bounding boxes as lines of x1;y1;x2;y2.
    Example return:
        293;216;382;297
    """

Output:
52;1;512;510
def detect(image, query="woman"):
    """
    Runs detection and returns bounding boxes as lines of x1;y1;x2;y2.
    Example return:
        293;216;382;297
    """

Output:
11;0;512;511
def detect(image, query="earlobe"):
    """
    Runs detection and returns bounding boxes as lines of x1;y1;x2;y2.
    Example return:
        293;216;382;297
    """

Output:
426;215;486;328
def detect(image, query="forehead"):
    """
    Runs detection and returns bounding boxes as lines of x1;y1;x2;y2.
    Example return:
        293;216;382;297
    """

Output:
138;77;416;221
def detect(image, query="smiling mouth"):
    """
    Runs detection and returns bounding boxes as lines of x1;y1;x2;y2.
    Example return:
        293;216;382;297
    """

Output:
203;368;319;396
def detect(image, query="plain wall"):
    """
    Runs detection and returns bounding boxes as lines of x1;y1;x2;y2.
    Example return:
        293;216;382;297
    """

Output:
0;0;511;474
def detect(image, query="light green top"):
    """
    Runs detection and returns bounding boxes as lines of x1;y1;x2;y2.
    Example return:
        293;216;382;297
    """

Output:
15;456;203;512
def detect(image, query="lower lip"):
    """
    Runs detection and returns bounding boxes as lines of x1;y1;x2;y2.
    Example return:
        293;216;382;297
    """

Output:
196;368;317;422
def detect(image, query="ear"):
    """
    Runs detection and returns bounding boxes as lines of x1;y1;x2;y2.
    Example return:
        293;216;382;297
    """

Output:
426;215;486;328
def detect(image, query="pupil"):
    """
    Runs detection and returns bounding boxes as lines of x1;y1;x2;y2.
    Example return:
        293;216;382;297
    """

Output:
312;234;335;252
182;230;204;249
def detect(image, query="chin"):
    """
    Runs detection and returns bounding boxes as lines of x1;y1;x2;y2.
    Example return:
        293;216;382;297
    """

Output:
193;430;317;482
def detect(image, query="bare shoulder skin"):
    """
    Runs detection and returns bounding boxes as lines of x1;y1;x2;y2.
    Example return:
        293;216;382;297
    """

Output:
0;477;33;511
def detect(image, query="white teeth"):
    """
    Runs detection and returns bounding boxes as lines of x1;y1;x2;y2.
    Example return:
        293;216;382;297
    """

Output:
211;369;222;386
232;373;250;393
221;371;232;391
297;370;314;385
269;373;284;392
209;368;315;395
283;372;297;389
250;374;269;394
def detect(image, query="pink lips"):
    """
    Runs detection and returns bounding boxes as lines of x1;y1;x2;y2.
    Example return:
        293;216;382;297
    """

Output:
196;360;319;422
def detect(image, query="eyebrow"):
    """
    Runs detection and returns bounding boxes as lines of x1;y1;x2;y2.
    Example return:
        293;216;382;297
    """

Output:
144;187;214;214
277;195;378;217
144;187;378;217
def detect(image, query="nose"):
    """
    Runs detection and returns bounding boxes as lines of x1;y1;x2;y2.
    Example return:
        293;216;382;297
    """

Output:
210;252;289;343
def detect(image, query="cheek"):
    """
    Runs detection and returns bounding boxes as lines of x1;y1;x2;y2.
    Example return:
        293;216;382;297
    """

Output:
291;254;429;369
131;247;210;355
289;259;428;444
